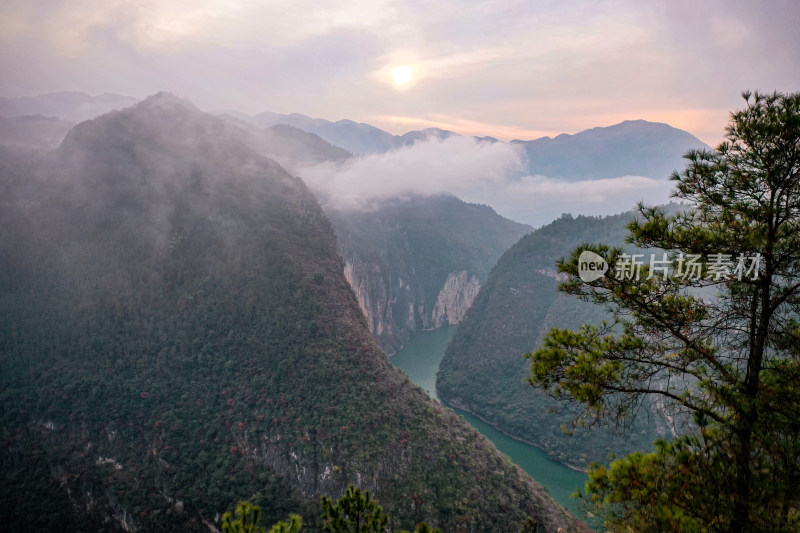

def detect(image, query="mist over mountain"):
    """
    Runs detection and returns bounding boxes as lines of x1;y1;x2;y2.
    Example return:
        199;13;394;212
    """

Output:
214;114;351;173
2;91;708;227
297;132;679;227
0;91;138;122
0;93;581;532
0;115;75;154
243;109;703;226
245;109;706;184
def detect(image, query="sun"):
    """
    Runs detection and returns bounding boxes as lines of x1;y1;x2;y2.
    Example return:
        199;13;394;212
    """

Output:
391;66;413;86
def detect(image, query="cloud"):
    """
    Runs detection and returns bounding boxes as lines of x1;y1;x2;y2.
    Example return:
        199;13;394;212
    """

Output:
298;136;523;208
481;175;676;227
297;136;676;226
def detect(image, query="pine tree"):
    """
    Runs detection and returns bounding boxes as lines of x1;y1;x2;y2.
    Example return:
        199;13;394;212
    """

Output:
527;91;800;531
222;501;302;533
320;485;389;533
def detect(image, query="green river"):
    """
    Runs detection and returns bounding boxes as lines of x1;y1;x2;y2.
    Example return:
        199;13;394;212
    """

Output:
390;325;592;522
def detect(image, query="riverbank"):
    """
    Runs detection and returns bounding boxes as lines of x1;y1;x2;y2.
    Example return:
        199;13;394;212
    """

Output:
443;400;589;474
388;326;592;522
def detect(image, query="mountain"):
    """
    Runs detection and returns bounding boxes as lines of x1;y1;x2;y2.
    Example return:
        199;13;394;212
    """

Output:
250;112;469;155
263;123;351;167
0;93;581;532
512;119;710;180
327;195;532;354
0;115;74;154
253;112;398;154
216;114;351;173
397;128;458;146
0;91;138;122
251;112;706;182
436;211;680;468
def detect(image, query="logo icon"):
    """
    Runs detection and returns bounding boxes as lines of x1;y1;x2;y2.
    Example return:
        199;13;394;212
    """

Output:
578;250;608;282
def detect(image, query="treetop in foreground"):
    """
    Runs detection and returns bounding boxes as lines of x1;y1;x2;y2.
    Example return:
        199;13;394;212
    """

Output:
527;91;800;532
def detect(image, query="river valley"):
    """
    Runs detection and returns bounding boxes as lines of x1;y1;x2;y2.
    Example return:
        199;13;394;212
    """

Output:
390;325;591;522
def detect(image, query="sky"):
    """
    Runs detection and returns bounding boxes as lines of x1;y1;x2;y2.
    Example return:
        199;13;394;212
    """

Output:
2;0;798;147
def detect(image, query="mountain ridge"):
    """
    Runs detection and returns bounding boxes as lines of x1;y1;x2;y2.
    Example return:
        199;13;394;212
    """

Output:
0;91;138;122
241;110;706;177
0;92;581;532
511;119;709;180
1;92;708;182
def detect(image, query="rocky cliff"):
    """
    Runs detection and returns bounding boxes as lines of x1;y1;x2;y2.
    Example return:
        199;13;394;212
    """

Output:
327;195;531;353
430;270;481;328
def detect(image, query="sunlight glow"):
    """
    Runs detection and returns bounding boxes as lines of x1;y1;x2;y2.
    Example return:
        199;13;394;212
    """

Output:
391;66;413;85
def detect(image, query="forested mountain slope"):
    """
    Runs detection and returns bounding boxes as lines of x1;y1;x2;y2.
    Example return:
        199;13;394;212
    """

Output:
0;93;580;532
437;211;679;468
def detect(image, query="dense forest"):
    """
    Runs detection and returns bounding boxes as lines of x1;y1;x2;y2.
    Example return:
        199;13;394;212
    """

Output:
436;211;680;467
0;94;580;532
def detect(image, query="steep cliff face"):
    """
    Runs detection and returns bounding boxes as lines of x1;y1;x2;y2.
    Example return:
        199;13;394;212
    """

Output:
342;254;401;339
430;270;481;328
342;260;481;345
328;195;531;354
0;95;580;532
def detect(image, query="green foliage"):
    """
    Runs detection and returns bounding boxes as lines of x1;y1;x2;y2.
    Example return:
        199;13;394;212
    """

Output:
267;514;304;533
225;491;446;533
519;517;539;533
321;485;388;533
436;210;670;467
222;502;302;533
527;91;800;531
401;523;443;533
223;501;262;533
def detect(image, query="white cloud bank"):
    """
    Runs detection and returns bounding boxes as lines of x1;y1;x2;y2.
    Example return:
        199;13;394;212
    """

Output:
298;136;676;227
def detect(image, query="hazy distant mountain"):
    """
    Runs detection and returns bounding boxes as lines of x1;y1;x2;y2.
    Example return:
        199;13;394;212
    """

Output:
253;112;398;154
512;119;710;180
0;93;580;532
397;127;458;146
248;111;707;182
216;113;351;172
2;94;706;181
249;112;467;155
0;91;138;122
0;115;74;153
328;195;532;354
261;123;351;167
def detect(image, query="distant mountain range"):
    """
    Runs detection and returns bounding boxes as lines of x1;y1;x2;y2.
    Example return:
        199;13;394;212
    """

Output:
0;91;137;122
0;115;74;154
1;91;709;181
245;112;708;181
